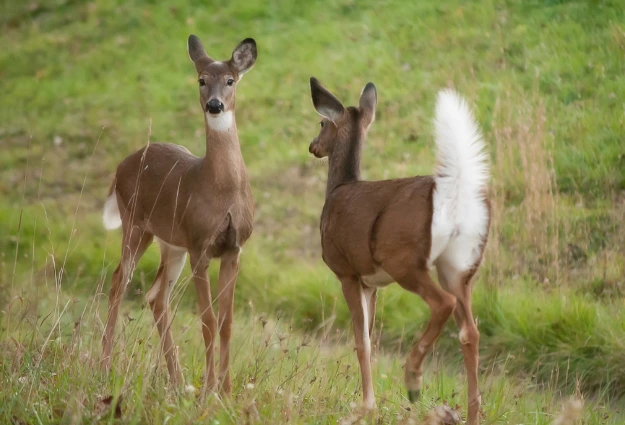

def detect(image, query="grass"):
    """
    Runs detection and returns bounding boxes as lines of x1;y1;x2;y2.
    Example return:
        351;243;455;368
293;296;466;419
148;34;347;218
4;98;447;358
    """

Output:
1;289;619;424
1;0;625;423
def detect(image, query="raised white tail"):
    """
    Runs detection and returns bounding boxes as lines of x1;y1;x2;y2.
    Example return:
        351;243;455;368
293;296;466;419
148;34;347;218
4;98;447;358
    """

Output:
429;89;489;269
102;192;122;230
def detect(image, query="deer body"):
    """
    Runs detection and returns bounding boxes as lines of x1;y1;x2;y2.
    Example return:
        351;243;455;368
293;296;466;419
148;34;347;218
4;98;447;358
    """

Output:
309;78;489;425
109;139;253;254
321;176;435;282
101;35;257;397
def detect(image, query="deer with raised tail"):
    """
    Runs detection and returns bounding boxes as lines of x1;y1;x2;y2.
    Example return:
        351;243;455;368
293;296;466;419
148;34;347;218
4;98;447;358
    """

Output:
308;78;489;425
101;35;257;397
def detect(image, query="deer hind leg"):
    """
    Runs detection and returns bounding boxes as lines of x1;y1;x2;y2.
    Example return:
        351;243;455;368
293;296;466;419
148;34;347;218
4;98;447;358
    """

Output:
363;286;378;340
341;277;376;411
189;250;217;396
437;260;481;425
216;249;240;397
102;226;153;370
146;239;187;387
394;269;456;402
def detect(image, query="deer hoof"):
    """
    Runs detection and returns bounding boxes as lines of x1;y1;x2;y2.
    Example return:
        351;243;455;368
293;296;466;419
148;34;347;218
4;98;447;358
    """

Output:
407;389;420;403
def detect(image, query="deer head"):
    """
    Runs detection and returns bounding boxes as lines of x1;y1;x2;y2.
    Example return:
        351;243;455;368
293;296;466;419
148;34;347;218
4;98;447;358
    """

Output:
308;77;377;158
188;35;257;131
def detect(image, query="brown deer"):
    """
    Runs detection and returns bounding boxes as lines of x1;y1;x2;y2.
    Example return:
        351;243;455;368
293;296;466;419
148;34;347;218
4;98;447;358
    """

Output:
308;77;489;425
101;35;257;397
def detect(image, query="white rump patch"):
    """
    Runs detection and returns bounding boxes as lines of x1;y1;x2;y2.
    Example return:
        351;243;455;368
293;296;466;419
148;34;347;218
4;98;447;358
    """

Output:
102;192;122;230
206;110;233;132
361;268;394;288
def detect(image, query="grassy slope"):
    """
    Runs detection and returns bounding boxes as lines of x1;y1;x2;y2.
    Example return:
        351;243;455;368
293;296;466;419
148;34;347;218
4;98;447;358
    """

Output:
1;0;625;423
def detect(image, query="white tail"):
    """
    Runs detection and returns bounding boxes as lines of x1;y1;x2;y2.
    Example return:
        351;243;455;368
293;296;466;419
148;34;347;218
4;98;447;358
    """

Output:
429;89;490;269
434;89;489;203
102;192;122;230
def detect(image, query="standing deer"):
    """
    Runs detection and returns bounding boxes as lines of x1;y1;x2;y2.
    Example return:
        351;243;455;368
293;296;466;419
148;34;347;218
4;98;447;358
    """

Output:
101;35;257;397
308;77;489;425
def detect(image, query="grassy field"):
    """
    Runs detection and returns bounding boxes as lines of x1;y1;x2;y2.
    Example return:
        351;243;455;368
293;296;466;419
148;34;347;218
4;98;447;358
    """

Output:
1;0;624;423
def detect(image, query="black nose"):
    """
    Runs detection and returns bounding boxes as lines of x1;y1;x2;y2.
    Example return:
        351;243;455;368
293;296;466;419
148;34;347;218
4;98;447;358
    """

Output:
206;99;224;114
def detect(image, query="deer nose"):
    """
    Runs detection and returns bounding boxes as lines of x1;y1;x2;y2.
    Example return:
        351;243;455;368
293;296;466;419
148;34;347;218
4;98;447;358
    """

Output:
206;99;224;114
309;142;321;158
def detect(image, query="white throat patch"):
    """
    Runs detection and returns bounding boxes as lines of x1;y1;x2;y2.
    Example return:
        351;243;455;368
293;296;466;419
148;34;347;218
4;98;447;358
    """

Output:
206;111;233;132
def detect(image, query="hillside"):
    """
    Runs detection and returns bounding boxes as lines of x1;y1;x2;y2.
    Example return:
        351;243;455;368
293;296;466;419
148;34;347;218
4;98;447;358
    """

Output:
1;0;624;423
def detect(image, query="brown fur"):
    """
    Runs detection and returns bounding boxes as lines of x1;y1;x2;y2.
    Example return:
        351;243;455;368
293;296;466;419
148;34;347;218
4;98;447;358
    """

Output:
321;176;435;279
101;36;257;397
113;139;253;256
309;78;488;425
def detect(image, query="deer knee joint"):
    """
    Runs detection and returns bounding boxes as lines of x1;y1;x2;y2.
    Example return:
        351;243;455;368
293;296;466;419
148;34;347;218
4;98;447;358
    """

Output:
146;284;165;310
201;311;217;331
145;289;157;307
469;394;482;406
219;323;232;340
459;325;479;345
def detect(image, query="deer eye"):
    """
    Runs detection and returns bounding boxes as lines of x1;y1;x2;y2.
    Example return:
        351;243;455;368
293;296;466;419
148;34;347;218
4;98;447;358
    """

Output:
198;79;206;87
227;78;235;86
320;121;324;128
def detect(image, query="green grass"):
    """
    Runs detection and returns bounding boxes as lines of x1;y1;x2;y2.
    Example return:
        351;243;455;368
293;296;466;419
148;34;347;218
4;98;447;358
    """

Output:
1;0;625;423
1;290;622;424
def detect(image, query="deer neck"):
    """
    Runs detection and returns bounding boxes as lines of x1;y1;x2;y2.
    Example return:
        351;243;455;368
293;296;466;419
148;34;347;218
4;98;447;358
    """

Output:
202;113;245;190
326;130;363;197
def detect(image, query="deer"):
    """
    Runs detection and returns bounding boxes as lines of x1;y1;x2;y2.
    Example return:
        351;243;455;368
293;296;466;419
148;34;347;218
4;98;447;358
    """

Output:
307;77;489;425
100;35;257;397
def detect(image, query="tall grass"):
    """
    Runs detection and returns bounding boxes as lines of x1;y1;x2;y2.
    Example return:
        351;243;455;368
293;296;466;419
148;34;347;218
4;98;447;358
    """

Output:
0;279;613;424
2;0;625;423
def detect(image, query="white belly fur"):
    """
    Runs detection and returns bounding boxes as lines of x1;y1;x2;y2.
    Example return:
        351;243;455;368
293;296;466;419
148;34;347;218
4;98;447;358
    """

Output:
361;268;394;288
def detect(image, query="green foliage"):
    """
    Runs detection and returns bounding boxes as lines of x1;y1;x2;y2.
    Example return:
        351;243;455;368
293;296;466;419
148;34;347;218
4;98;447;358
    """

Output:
1;0;625;423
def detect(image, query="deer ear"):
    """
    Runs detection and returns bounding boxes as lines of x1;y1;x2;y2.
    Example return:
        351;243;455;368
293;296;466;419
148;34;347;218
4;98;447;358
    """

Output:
310;77;345;122
188;35;214;73
231;38;257;76
359;82;377;129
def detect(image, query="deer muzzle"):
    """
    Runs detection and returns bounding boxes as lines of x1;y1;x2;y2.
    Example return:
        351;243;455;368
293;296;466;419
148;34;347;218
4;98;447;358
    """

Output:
309;142;322;158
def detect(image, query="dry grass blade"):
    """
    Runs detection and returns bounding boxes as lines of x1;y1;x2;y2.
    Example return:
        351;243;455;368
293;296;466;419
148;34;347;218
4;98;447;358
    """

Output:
398;404;461;425
243;399;260;424
552;398;583;425
338;404;375;425
308;156;329;167
60;394;85;425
